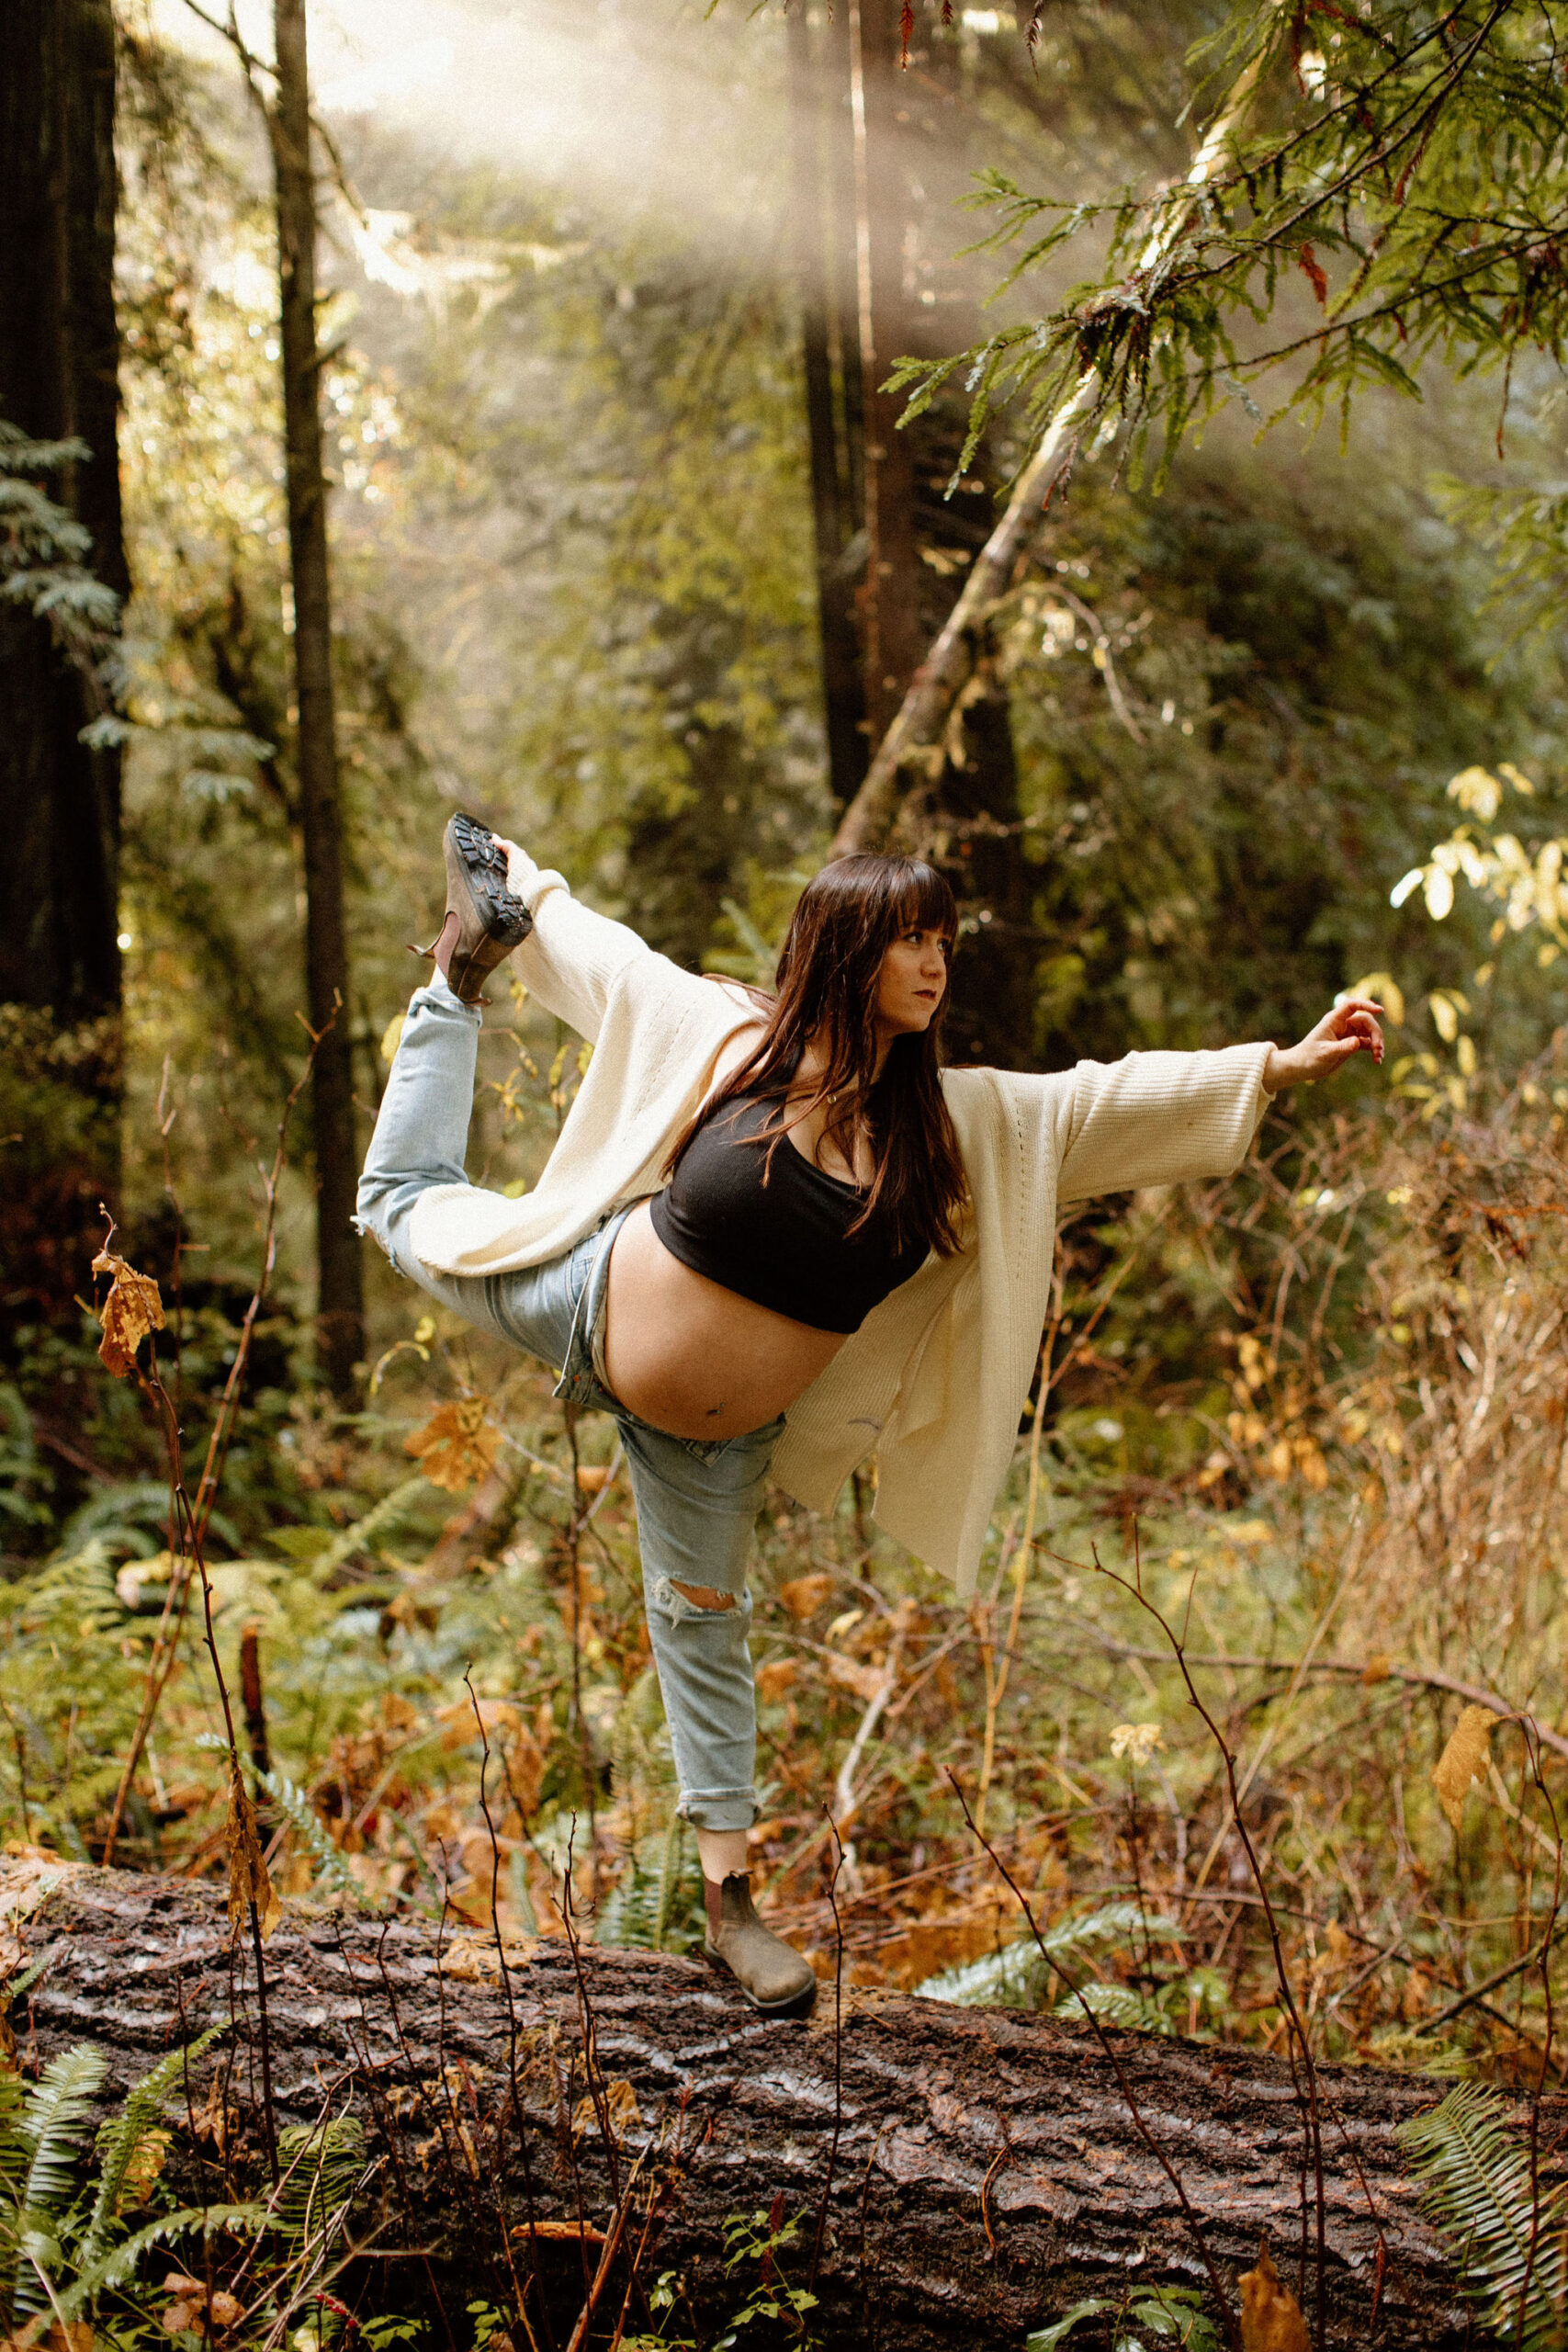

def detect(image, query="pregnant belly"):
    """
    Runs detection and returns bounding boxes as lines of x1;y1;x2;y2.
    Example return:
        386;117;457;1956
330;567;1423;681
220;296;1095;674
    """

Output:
602;1200;843;1441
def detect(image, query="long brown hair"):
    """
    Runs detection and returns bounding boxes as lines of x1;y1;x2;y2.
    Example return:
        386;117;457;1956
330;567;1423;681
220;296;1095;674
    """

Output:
666;854;968;1258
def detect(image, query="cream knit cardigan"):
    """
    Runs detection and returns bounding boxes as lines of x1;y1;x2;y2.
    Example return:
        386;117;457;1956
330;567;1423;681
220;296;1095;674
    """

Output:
408;852;1272;1600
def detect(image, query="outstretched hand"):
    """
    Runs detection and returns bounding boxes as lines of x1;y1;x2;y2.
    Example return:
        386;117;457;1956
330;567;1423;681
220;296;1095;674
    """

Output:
1264;998;1384;1095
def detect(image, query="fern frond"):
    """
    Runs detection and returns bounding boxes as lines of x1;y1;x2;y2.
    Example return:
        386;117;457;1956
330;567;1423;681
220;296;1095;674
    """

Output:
916;1903;1176;2009
0;2067;29;2201
256;1771;367;1910
80;2025;227;2270
53;2202;267;2323
1396;2083;1568;2348
273;2118;367;2248
17;2046;106;2222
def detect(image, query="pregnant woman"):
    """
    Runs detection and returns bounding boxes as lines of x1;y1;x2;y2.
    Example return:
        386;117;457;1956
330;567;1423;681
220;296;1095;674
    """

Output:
357;816;1383;2018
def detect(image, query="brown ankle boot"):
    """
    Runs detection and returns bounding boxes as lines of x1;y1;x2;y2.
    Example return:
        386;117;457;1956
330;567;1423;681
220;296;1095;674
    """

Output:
704;1873;817;2018
415;813;533;1003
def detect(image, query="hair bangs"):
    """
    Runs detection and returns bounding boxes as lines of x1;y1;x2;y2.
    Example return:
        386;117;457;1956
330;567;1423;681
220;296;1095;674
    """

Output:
888;859;958;950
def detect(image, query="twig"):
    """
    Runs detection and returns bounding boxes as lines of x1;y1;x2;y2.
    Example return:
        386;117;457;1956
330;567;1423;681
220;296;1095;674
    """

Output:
1090;1532;1330;2348
466;1672;546;2352
102;1045;318;1866
945;1768;1240;2352
1082;1634;1568;1765
809;1818;846;2292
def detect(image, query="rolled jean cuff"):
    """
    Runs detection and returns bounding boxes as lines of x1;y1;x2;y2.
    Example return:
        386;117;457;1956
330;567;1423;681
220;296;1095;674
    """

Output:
676;1784;757;1835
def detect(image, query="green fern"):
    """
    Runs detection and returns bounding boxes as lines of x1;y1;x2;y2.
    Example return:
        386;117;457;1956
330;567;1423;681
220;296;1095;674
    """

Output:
915;1903;1177;2011
598;1815;705;1956
1396;2082;1568;2348
195;1738;369;1910
257;1770;369;1910
80;2024;227;2270
53;2202;267;2324
6;2045;107;2317
274;2117;367;2247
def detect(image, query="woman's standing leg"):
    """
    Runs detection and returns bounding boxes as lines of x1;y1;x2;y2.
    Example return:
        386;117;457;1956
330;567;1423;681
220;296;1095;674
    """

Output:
613;1415;817;2016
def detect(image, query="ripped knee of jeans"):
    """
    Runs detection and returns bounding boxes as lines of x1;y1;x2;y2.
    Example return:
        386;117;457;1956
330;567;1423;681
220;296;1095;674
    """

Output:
654;1575;751;1627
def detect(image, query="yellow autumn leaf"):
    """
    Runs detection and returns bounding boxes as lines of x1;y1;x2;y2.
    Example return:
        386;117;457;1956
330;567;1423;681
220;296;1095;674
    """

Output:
1432;1703;1495;1830
91;1248;165;1379
1346;969;1405;1028
405;1397;502;1492
1110;1722;1163;1765
1239;2238;1310;2352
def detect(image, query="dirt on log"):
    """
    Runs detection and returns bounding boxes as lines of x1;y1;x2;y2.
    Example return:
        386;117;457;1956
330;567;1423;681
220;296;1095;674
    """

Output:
2;1856;1487;2347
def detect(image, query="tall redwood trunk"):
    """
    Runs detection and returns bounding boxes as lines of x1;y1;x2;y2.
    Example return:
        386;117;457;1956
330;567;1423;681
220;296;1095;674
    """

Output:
787;0;866;807
269;0;363;1399
850;0;924;751
0;0;126;1323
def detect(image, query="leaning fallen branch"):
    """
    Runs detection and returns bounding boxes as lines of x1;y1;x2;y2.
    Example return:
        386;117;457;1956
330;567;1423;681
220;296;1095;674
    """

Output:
828;13;1281;861
1084;1636;1568;1765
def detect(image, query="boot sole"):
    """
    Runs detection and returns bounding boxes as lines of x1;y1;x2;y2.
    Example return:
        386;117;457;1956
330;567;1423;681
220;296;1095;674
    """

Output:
703;1943;818;2020
443;813;534;1000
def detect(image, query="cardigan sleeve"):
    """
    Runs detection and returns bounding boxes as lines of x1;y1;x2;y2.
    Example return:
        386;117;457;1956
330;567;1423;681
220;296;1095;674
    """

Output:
503;847;655;1042
1055;1044;1271;1204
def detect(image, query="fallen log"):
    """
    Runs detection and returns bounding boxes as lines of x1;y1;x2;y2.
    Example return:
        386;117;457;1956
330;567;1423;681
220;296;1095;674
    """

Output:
1;1857;1492;2346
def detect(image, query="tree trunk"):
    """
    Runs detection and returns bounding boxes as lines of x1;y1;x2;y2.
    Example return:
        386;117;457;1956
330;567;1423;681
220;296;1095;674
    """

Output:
850;0;925;752
0;0;125;1322
786;0;866;808
836;5;1034;1067
9;1858;1485;2348
269;0;363;1400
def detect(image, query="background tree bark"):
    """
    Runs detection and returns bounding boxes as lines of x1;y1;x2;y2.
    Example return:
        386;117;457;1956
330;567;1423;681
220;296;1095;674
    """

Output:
9;1859;1486;2349
787;1;867;810
0;0;126;1324
269;0;364;1401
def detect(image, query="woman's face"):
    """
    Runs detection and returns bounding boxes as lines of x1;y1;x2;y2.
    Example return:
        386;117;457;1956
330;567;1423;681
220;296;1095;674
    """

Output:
874;922;950;1036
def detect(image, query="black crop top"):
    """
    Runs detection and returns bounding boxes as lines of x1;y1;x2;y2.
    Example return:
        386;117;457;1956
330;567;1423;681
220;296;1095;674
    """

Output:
649;1091;927;1334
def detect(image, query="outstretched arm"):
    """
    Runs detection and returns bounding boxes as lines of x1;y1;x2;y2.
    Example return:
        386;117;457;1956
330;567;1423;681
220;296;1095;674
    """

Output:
1262;996;1384;1093
1053;998;1384;1206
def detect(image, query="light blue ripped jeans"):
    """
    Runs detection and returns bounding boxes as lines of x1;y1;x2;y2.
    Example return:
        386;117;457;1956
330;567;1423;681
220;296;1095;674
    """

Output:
355;975;780;1833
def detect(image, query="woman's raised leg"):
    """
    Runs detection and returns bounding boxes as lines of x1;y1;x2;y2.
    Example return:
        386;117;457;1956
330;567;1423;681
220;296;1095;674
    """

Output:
355;973;583;1366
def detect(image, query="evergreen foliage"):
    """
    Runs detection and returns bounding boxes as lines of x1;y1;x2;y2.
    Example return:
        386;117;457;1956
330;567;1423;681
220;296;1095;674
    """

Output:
1397;2083;1568;2348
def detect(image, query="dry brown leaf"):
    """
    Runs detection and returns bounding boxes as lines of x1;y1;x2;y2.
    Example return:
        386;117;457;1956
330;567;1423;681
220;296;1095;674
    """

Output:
206;2293;244;2330
757;1658;798;1702
778;1571;834;1620
1432;1702;1495;1830
827;1653;889;1703
224;1761;280;1945
161;2303;202;2338
575;1462;611;1494
404;1398;502;1492
1239;2238;1310;2352
513;2220;607;2244
571;2075;641;2145
92;1248;165;1378
1361;1654;1393;1685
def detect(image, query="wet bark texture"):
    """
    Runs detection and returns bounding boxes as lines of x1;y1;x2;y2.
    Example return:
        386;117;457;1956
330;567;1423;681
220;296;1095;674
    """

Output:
7;1860;1483;2347
268;0;364;1399
0;0;126;1318
819;1;1035;1067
